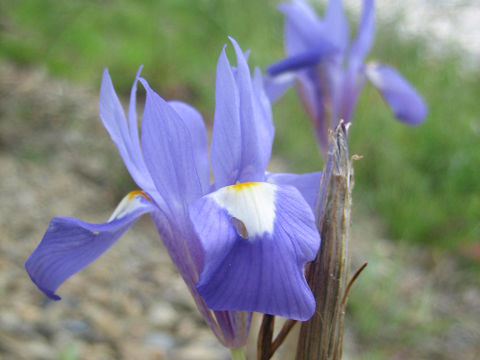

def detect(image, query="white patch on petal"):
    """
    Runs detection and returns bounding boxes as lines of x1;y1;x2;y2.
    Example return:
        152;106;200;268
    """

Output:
272;71;296;84
365;63;384;87
210;182;276;238
108;190;150;222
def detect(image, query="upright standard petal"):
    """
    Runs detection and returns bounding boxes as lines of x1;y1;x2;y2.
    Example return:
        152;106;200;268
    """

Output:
25;191;155;300
348;0;375;71
230;37;271;183
365;63;427;125
169;101;210;193
211;38;275;187
339;65;367;123
295;69;330;152
324;0;349;54
139;78;204;212
210;46;242;189
279;0;325;55
128;66;143;157
99;69;155;194
253;68;274;141
189;182;320;321
252;67;275;164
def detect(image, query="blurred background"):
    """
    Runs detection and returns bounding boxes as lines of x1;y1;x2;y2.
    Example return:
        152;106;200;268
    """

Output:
0;0;479;359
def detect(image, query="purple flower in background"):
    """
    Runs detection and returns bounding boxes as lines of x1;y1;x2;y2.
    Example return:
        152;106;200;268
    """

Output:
266;0;427;153
25;37;321;347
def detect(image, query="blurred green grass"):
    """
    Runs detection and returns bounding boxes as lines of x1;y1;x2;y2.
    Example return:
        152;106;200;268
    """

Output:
0;0;282;116
352;33;480;250
1;0;479;250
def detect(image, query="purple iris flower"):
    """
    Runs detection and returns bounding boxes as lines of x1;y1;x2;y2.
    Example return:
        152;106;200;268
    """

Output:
25;37;321;347
266;0;427;153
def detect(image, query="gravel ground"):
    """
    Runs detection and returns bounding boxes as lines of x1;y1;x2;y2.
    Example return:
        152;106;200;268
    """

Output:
0;61;479;359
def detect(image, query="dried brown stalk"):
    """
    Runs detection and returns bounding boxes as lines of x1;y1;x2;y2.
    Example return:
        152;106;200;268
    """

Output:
257;316;298;359
296;122;355;360
257;315;275;360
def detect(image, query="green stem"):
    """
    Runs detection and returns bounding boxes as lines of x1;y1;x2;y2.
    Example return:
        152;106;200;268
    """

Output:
230;348;246;360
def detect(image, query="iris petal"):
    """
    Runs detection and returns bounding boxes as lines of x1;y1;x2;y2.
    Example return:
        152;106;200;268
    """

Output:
210;46;242;189
325;0;349;53
266;171;322;210
296;69;329;151
211;39;274;188
229;37;271;183
263;72;296;103
189;183;320;320
252;67;275;152
267;46;335;76
25;192;155;300
348;0;375;71
99;69;155;194
169;101;210;194
279;0;325;55
139;78;204;213
127;66;143;159
365;63;427;125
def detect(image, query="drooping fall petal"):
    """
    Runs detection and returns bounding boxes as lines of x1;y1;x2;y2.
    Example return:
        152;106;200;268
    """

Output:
365;63;427;125
25;191;155;300
189;182;320;321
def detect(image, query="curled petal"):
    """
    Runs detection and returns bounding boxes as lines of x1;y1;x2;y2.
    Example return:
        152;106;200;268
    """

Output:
365;63;427;125
25;191;155;300
189;182;320;320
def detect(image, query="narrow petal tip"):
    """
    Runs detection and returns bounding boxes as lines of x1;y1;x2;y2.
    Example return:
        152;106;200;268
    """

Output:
25;194;154;301
25;267;61;301
135;65;144;79
365;63;427;125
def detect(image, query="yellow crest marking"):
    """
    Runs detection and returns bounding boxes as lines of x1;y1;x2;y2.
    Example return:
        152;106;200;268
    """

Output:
128;190;150;201
228;182;261;192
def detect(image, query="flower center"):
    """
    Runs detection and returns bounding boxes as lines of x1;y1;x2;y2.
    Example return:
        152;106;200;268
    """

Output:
210;182;276;239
